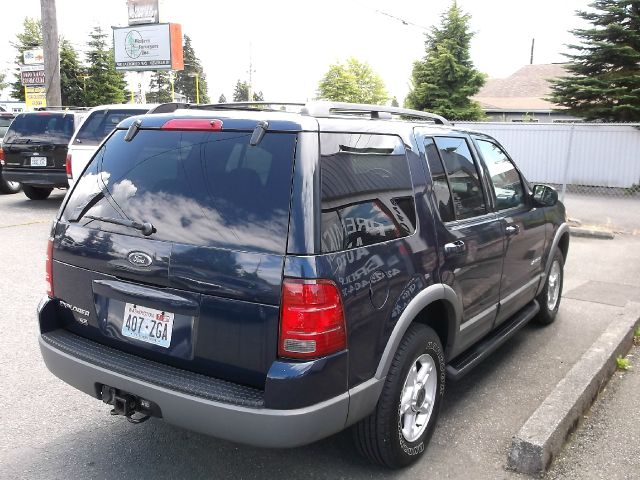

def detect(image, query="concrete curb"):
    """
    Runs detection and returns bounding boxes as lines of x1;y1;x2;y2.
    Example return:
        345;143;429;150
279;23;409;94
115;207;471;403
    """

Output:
507;301;640;475
570;227;615;239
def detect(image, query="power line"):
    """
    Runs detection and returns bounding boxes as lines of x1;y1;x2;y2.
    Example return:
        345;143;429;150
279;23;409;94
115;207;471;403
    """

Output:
355;2;429;31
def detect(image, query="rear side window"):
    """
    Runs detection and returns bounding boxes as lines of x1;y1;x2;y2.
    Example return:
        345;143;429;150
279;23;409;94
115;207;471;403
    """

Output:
424;137;455;222
319;133;416;253
75;109;148;146
434;137;487;220
63;129;296;254
3;113;75;144
0;116;13;138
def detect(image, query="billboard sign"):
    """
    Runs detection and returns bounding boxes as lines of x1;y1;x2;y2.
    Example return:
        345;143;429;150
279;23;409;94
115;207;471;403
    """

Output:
23;48;44;65
113;23;183;71
20;69;46;86
127;0;160;25
25;86;46;110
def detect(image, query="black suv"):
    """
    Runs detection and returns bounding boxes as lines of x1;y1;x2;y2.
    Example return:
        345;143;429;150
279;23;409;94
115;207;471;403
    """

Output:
2;110;86;199
37;102;569;468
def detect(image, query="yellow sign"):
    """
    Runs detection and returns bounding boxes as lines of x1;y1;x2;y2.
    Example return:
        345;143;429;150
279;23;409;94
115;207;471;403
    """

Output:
25;86;47;110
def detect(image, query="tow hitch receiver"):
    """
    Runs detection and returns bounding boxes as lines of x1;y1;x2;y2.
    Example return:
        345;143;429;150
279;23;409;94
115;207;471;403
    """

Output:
100;385;155;424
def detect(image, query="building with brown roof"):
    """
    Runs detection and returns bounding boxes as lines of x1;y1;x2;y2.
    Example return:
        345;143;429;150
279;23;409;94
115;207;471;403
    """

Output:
472;64;579;122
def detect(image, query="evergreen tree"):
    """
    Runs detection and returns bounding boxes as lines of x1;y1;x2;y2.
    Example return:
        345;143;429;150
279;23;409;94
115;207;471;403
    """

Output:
84;26;127;106
218;93;227;103
232;80;263;101
391;96;399;107
549;0;640;121
405;1;485;120
59;39;85;106
317;58;388;104
146;71;173;103
10;18;43;101
174;35;210;103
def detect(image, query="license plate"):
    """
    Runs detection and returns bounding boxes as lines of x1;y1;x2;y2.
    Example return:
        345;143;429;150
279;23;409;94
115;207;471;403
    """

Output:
30;156;47;167
122;303;174;348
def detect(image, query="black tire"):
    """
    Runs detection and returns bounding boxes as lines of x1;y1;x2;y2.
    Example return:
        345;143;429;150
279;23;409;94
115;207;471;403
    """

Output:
0;175;21;194
535;250;564;325
353;324;445;468
23;185;53;200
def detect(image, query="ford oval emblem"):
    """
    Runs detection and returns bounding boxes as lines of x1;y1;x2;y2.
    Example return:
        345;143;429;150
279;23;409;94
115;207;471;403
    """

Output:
127;251;153;267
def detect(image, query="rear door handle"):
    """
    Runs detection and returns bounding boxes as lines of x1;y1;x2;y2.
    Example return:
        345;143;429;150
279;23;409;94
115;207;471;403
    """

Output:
505;224;520;236
444;240;466;256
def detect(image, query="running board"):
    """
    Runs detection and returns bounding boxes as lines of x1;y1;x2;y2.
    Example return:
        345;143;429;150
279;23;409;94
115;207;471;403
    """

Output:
446;300;540;381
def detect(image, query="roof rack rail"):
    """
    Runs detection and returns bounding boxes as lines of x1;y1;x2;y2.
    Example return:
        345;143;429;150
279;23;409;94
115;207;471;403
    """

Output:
302;102;450;125
34;106;91;111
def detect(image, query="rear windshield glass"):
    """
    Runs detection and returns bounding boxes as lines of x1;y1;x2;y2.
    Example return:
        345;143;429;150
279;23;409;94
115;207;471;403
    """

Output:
63;129;296;254
3;113;75;144
75;109;148;146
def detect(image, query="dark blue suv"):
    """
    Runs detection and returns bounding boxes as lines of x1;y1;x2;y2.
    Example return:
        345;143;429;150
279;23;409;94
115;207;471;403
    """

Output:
38;102;569;468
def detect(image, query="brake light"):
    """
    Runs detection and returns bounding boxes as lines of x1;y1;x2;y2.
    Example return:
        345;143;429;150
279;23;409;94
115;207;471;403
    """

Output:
45;238;54;297
278;278;346;359
0;148;4;165
65;154;72;179
161;119;223;131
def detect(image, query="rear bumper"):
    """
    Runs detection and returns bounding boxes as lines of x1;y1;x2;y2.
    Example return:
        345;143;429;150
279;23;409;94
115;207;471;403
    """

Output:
38;298;384;447
2;168;68;188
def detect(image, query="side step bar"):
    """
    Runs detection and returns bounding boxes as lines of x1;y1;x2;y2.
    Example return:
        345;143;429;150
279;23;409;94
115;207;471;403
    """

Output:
446;300;540;381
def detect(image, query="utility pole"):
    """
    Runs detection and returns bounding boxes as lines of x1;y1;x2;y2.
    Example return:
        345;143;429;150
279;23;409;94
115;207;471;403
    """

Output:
530;38;535;65
247;42;254;102
41;0;62;107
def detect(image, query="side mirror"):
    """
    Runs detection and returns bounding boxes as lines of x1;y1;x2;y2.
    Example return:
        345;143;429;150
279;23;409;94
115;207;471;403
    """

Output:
532;184;558;207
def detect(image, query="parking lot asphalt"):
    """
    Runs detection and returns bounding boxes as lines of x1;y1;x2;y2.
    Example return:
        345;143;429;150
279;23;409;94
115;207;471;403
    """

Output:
563;192;640;234
1;190;639;479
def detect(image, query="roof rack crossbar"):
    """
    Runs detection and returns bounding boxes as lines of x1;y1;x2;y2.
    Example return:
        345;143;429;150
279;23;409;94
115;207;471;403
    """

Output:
150;101;450;125
302;102;450;125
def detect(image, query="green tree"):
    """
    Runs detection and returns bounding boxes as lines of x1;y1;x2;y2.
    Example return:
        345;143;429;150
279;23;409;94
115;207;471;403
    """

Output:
232;80;263;101
146;71;173;103
10;18;43;101
316;57;388;104
59;39;85;106
549;0;640;121
405;1;485;120
174;35;210;103
391;96;399;107
218;93;227;103
0;72;8;92
84;26;127;106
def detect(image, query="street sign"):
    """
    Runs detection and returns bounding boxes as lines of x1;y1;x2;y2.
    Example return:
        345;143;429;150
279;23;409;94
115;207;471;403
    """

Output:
23;48;44;65
20;69;46;86
127;0;160;25
25;86;47;110
112;23;183;71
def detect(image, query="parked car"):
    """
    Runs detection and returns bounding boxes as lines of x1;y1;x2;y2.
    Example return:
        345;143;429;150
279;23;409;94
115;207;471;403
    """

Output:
37;102;569;468
1;110;86;200
0;112;21;194
67;104;160;187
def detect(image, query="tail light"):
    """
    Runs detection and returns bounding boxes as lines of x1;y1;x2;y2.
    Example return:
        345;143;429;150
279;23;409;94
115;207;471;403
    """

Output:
45;238;54;297
278;278;346;359
0;148;4;165
65;154;72;179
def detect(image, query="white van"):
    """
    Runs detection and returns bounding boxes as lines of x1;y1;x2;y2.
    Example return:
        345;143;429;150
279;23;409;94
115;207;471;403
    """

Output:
67;104;158;186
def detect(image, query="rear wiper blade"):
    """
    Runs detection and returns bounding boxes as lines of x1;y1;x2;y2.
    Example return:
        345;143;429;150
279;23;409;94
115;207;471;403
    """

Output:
85;215;156;236
67;190;105;223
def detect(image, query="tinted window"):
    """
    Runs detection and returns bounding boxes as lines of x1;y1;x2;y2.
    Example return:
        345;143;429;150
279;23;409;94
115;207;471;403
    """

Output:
320;133;416;253
3;113;75;144
476;139;525;210
64;129;296;253
75;109;148;146
434;137;486;220
424;137;454;222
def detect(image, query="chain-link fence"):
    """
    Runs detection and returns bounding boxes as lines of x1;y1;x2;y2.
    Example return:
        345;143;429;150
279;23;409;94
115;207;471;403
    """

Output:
455;122;640;233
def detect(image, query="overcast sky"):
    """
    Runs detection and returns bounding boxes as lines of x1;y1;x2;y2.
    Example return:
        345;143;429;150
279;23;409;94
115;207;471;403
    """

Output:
0;0;590;103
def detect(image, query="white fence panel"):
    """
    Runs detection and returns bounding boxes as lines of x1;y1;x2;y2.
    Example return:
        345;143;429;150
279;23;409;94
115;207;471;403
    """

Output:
454;122;640;189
